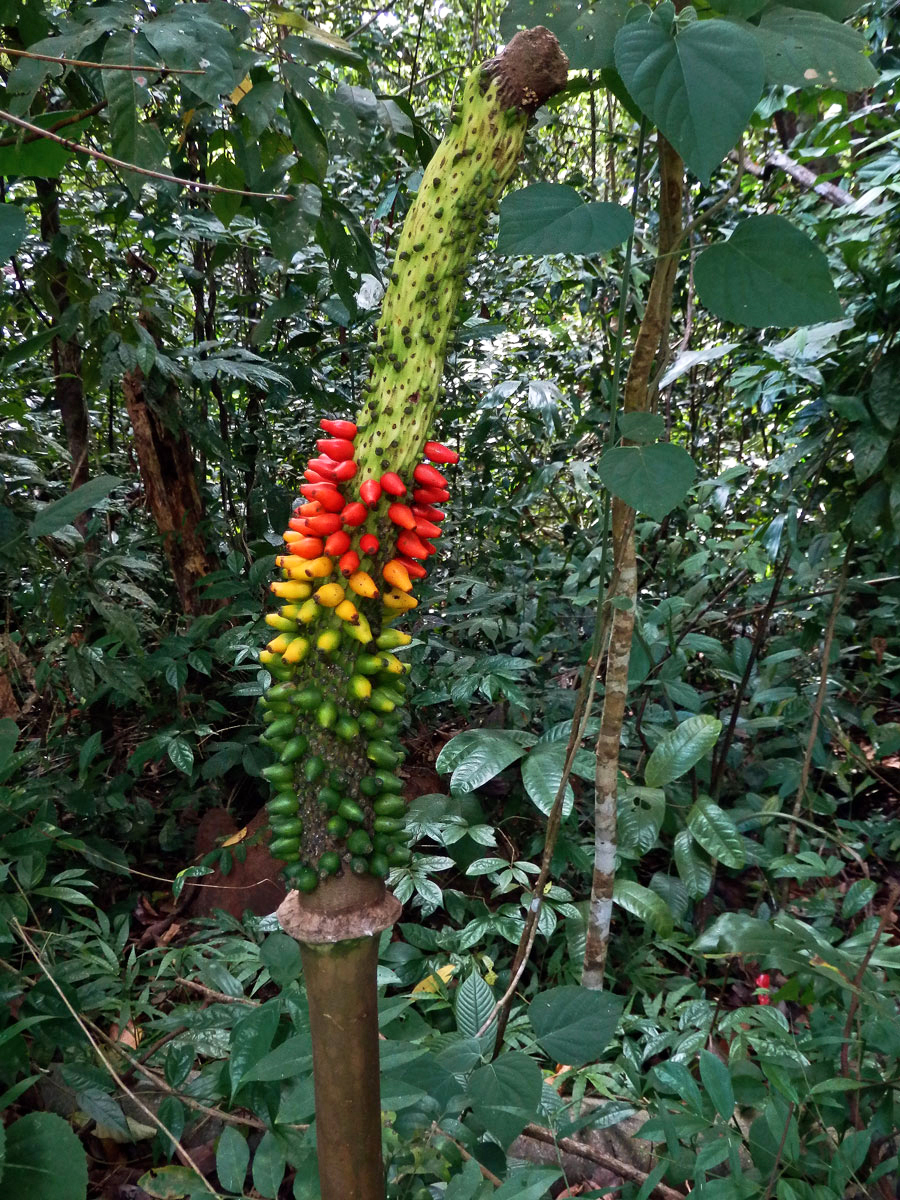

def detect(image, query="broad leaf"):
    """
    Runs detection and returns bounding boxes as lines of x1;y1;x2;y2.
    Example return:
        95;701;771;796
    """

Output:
618;412;664;443
103;32;166;197
30;475;125;537
674;828;714;899
0;112;91;177
596;442;696;521
699;1049;735;1120
0;203;27;260
521;741;576;818
498;183;633;257
615;14;764;183
528;986;623;1066
645;715;722;787
695;215;841;328
2;1112;88;1200
435;728;536;794
456;971;495;1037
215;1126;250;1194
468;1052;542;1147
494;1168;565;1199
229;1003;281;1096
259;932;302;987
687;799;745;868
613;878;674;937
753;7;878;91
500;0;629;69
252;1130;287;1200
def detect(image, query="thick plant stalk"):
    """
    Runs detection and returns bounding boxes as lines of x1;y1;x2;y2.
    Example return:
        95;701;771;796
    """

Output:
260;30;568;1200
581;139;683;989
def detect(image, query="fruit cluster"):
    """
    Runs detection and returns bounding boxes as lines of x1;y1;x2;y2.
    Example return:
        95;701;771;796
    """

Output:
257;418;458;892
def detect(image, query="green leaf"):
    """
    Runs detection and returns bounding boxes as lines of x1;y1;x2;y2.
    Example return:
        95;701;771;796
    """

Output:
260;932;302;987
528;986;623;1066
613;878;674;937
687;799;745;868
695;215;842;328
614;15;764;183
0;112;92;177
618;412;665;443
497;183;633;256
674;828;713;899
850;425;890;482
500;0;628;69
456;971;495;1037
436;729;536;794
0;203;27;260
869;352;900;432
229;1003;281;1097
136;1166;200;1199
239;1033;313;1084
2;1112;88;1200
0;717;19;769
596;442;696;521
699;1049;735;1120
494;1167;564;1200
30;475;124;537
841;878;877;919
753;7;878;91
103;32;166;197
645;715;722;787
468;1052;542;1147
252;1130;286;1200
521;742;576;818
166;737;194;775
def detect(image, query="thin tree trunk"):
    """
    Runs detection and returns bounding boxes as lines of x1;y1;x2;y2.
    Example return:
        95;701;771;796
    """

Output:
122;366;219;614
35;178;90;526
582;139;684;989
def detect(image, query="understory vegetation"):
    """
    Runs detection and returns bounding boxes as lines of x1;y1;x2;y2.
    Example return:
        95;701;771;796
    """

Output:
1;1;899;1198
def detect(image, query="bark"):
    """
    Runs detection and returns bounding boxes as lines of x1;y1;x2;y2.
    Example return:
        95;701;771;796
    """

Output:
122;367;219;614
581;139;684;989
35;178;90;527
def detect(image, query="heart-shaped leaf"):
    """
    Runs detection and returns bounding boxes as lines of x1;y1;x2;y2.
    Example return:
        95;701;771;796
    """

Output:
498;183;633;256
596;442;696;521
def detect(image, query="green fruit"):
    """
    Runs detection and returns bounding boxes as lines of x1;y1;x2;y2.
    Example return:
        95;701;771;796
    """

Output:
369;853;389;878
317;786;341;811
270;817;304;838
374;815;404;834
269;836;302;861
338;798;366;824
387;847;412;867
318;850;341;875
350;855;370;875
290;865;319;893
266;683;295;702
374;795;406;817
376;629;411;650
359;776;380;797
262;763;294;785
356;653;383;675
374;773;403;794
327;815;349;838
358;711;381;733
367;740;400;769
347;829;373;855
261;736;287;753
304;755;326;784
280;734;309;763
268;794;300;817
368;688;396;714
316;700;338;729
335;716;360;742
265;717;295;738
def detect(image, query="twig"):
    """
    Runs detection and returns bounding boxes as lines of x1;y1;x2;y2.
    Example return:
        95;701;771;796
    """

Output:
0;100;106;147
786;544;852;854
433;1126;503;1186
0;44;203;72
523;1125;685;1200
0;108;291;198
12;921;222;1200
174;975;260;1006
760;1101;795;1200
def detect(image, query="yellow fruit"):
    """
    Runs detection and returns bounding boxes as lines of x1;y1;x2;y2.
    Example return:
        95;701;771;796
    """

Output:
336;599;359;623
266;634;292;654
317;628;341;653
348;570;379;600
297;598;320;624
271;580;313;600
315;582;346;608
295;555;333;580
383;588;418;611
283;636;309;664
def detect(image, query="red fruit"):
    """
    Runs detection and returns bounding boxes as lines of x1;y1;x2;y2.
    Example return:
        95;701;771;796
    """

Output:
308;456;339;478
424;440;459;465
415;518;441;539
758;995;771;1006
396;531;429;560
331;460;358;482
298;501;322;517
380;472;406;496
412;504;445;522
399;555;427;579
388;503;417;531
324;530;351;556
359;479;382;507
414;462;447;488
320;418;358;439
413;487;450;504
755;973;770;989
309;487;345;513
339;550;360;576
342;502;368;527
422;539;437;555
359;533;379;555
289;536;324;559
288;516;313;534
317;437;356;462
308;513;343;535
305;469;328;483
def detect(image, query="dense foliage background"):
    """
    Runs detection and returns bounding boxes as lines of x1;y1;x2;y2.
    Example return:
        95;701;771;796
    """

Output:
1;0;898;1197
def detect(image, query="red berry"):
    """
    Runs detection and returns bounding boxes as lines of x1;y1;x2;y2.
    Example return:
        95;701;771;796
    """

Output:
324;530;351;556
413;487;450;504
339;550;359;576
359;533;379;555
301;485;344;513
359;479;382;507
757;995;771;1006
288;516;313;534
289;536;323;559
319;418;358;439
424;440;459;465
396;531;429;560
308;513;343;535
316;437;355;462
304;469;328;483
380;472;406;496
415;518;441;539
341;502;368;527
331;459;358;482
398;555;427;579
308;456;339;477
412;504;445;522
754;973;770;989
414;462;447;488
388;503;417;531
